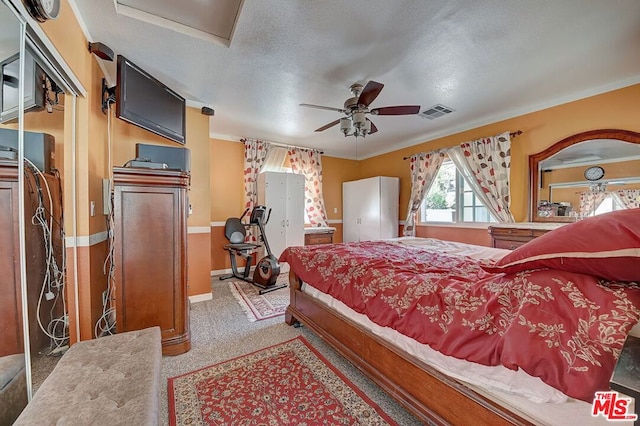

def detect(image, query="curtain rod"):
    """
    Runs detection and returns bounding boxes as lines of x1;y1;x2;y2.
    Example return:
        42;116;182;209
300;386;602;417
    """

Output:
240;138;324;154
402;130;523;160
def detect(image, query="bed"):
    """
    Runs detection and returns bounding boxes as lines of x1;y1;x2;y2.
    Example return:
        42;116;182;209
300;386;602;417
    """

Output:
280;209;640;425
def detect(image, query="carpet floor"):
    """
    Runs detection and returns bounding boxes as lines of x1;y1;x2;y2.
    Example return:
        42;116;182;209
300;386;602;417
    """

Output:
160;276;423;425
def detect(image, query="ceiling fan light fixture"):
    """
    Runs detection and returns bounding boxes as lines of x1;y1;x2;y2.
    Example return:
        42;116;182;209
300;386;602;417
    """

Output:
353;111;366;128
340;117;353;136
301;80;419;138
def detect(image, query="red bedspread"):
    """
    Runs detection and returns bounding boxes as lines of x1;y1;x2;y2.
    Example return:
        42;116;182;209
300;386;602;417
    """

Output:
280;240;640;402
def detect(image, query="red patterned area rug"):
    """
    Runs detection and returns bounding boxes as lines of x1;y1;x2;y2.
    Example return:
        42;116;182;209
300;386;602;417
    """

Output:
229;279;288;322
168;337;398;425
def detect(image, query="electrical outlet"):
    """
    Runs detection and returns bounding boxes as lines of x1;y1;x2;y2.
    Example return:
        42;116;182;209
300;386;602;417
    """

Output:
90;201;95;216
333;207;338;213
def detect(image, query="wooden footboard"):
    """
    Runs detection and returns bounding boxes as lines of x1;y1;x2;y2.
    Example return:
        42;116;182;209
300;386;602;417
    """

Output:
285;271;533;426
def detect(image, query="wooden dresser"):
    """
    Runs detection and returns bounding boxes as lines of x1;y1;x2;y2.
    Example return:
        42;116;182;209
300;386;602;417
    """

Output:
488;222;566;250
304;227;336;245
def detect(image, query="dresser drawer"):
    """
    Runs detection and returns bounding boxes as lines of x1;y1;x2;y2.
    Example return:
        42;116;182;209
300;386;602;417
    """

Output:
305;232;333;245
493;238;528;250
489;228;534;238
488;224;560;250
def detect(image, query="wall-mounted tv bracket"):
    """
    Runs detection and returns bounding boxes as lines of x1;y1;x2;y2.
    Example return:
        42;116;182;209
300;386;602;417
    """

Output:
102;78;116;115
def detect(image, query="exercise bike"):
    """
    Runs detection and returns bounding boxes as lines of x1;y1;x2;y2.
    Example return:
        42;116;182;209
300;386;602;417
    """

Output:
219;205;286;294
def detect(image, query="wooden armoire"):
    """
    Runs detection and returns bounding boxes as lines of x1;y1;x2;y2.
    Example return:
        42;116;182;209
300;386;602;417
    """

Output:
113;167;190;355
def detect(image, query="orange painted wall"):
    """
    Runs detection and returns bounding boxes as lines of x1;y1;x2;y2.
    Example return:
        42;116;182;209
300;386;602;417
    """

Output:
208;140;358;271
73;56;110;342
187;232;212;295
185;108;212;296
29;0;640;320
30;0;216;333
321;156;361;221
209;138;244;272
39;0;89;86
206;85;640;261
360;84;640;225
210;138;245;221
208;139;360;223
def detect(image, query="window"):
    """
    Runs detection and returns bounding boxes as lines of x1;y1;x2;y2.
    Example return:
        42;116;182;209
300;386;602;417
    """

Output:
260;147;311;224
593;194;625;216
261;146;290;173
420;160;495;223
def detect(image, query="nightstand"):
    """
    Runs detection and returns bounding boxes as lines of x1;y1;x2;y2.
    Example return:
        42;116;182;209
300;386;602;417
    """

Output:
488;223;565;250
304;227;336;245
610;335;640;425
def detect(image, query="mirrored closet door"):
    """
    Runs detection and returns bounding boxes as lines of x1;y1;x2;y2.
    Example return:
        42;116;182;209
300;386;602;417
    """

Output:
0;1;28;422
1;0;82;417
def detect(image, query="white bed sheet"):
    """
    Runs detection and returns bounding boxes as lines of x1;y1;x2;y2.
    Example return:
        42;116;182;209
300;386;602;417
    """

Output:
300;237;636;425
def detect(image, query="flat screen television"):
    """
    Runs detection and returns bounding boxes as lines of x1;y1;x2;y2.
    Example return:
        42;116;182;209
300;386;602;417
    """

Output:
115;55;186;145
0;50;45;123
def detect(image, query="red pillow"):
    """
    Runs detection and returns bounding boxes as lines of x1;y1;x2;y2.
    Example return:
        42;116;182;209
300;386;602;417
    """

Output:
482;209;640;281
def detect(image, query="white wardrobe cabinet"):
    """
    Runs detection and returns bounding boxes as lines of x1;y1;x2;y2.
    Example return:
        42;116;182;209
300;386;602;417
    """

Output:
343;176;399;242
257;172;305;259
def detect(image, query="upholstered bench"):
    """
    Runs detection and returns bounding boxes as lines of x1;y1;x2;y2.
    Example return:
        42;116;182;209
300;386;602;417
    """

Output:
14;326;162;426
0;354;28;425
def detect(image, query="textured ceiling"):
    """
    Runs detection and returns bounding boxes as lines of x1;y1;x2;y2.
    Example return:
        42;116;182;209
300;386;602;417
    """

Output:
70;0;640;159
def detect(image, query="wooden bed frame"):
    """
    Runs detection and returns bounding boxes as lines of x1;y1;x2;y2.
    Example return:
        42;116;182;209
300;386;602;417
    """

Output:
285;270;535;426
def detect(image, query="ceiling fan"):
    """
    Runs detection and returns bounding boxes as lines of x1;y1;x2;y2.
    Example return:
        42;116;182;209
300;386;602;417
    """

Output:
300;80;420;138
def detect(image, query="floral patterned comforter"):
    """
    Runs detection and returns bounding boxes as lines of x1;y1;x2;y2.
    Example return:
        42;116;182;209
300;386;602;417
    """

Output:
280;240;640;402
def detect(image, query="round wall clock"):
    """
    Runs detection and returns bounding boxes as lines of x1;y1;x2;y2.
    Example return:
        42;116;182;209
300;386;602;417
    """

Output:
584;166;605;181
24;0;60;22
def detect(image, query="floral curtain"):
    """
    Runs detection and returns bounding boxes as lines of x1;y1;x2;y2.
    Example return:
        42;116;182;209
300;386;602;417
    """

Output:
288;148;329;227
403;151;446;236
242;138;271;241
579;190;608;216
447;131;515;223
613;189;640;209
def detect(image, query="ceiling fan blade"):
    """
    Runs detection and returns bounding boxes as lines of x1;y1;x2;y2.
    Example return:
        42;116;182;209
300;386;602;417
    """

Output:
368;119;378;134
357;81;384;107
371;105;421;115
315;119;341;132
300;103;345;113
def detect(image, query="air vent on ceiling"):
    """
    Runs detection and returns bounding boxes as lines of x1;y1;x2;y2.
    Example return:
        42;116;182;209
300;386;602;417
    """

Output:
420;104;455;120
